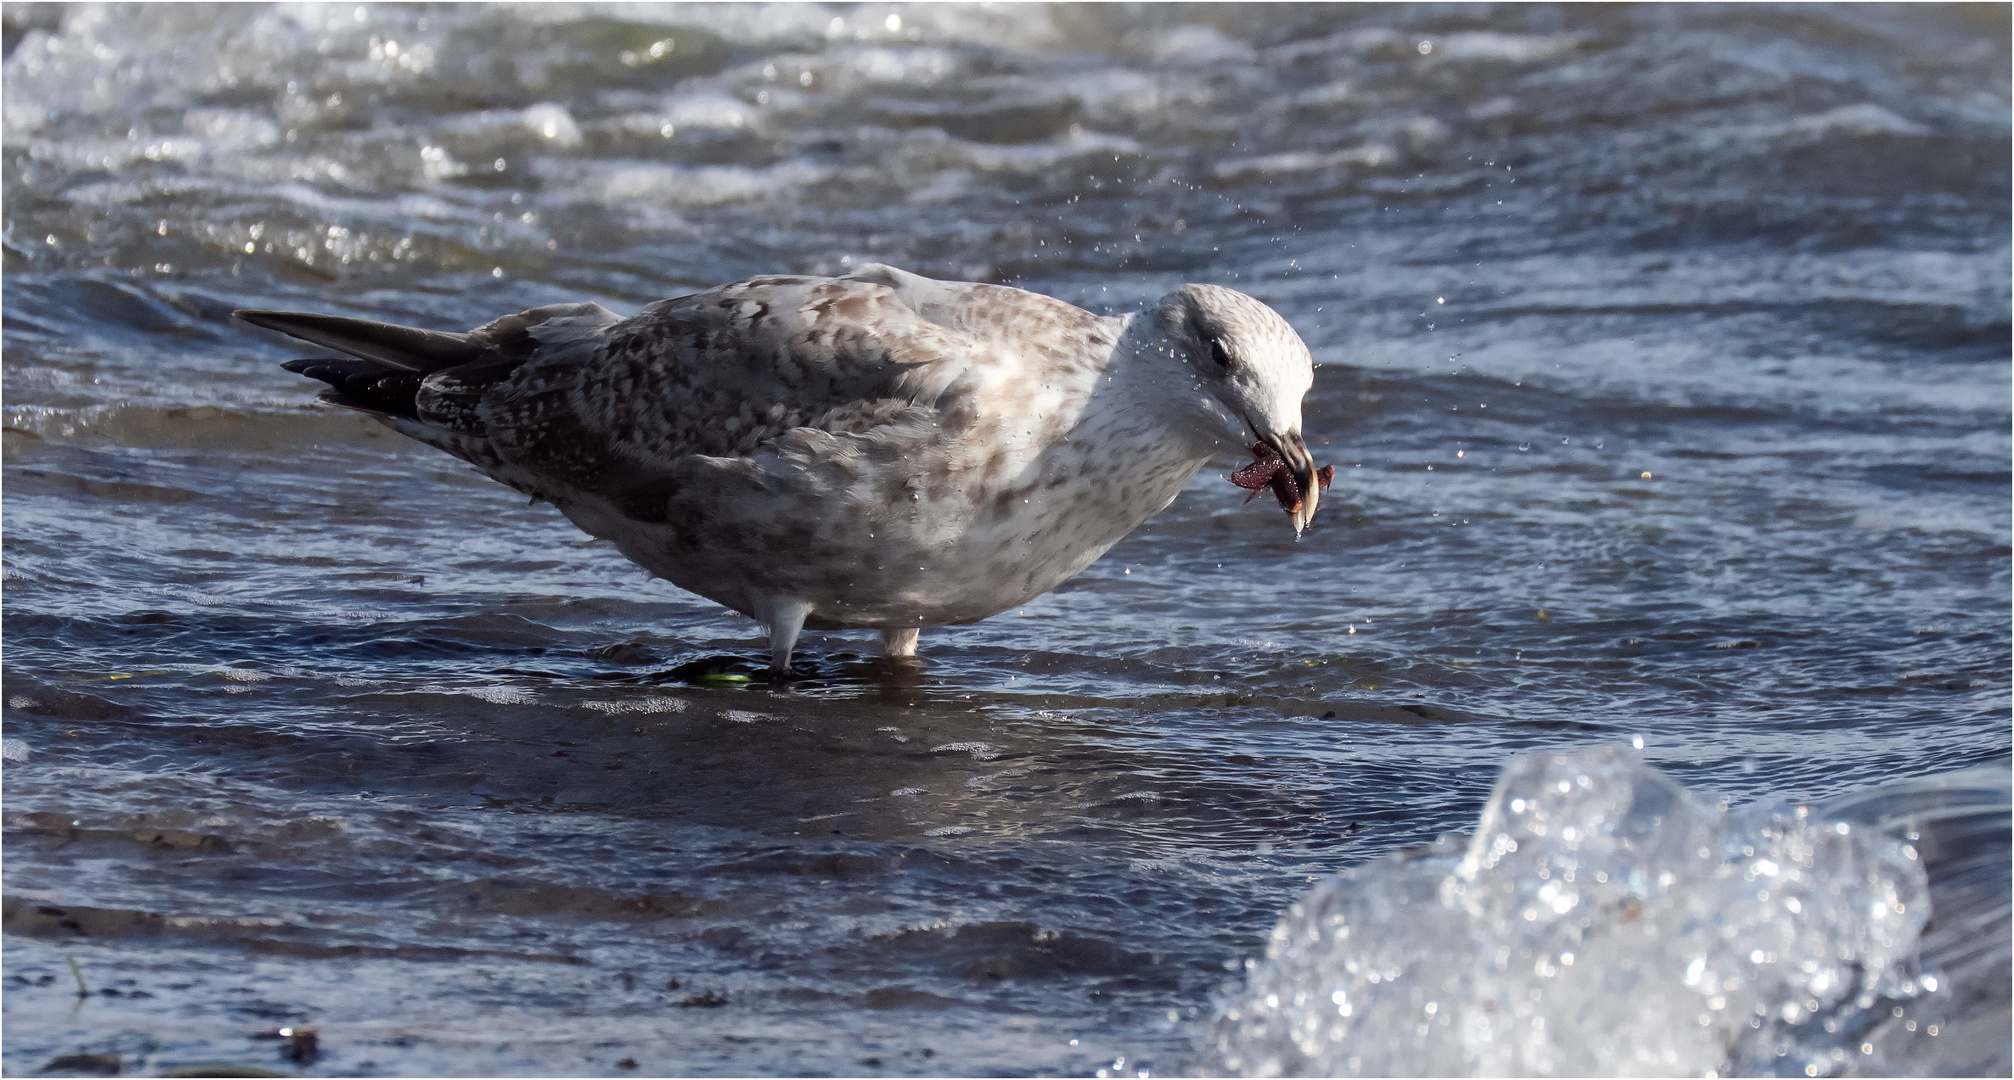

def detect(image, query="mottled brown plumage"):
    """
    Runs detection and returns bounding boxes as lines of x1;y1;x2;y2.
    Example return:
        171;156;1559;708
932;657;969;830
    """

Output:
242;263;1321;673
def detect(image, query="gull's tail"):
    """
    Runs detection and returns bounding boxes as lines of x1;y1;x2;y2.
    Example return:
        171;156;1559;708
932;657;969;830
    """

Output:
238;302;619;424
238;303;623;500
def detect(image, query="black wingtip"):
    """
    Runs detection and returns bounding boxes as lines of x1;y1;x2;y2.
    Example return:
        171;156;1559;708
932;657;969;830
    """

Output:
236;309;323;340
231;309;487;371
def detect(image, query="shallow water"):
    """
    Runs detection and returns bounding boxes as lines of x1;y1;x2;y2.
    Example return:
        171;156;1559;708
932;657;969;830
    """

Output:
2;3;2007;1076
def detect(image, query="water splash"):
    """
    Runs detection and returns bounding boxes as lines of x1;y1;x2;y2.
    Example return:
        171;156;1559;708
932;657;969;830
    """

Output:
1211;747;2007;1077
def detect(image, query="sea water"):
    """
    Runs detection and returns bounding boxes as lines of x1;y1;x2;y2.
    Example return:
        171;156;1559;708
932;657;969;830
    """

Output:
3;4;2006;1075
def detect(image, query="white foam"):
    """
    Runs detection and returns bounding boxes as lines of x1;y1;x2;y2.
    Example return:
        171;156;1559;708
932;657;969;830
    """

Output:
412;684;536;706
215;667;275;682
931;741;998;760
580;697;687;716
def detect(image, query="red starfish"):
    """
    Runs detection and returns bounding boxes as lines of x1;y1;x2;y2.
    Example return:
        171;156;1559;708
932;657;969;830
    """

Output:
1229;441;1335;513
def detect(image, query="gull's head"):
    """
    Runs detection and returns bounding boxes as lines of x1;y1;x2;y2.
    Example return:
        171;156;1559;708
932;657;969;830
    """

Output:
1159;284;1322;534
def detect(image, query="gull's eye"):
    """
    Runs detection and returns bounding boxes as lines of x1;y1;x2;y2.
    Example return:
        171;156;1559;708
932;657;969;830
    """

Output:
1209;338;1234;370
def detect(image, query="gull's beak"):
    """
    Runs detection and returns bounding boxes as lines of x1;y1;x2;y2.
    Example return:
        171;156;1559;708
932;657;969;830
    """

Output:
1263;430;1321;537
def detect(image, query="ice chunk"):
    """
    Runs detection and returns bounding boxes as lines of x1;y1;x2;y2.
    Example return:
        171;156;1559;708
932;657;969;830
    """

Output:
1210;746;2007;1077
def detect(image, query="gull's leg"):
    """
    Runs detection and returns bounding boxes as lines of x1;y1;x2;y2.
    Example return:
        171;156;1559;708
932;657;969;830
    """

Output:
754;596;813;677
879;627;920;659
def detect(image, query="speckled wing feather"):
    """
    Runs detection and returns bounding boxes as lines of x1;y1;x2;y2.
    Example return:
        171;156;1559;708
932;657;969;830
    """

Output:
464;265;1120;525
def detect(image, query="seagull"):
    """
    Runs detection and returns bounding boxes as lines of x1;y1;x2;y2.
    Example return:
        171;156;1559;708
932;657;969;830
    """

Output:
238;263;1328;674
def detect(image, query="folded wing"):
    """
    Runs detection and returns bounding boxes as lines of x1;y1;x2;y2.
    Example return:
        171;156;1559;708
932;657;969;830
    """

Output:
248;266;1115;526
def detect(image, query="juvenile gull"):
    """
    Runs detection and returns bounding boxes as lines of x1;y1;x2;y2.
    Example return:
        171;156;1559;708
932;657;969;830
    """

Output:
238;264;1327;673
